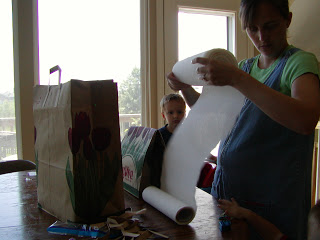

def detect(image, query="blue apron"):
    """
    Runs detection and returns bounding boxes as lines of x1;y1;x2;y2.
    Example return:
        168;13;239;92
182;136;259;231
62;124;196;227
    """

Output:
211;48;314;239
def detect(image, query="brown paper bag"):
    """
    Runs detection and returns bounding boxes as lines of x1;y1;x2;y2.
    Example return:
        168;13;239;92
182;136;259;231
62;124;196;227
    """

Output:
33;79;124;223
122;126;165;198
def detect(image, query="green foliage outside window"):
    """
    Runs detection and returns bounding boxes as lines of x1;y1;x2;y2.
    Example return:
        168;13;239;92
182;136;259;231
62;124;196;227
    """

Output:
118;67;141;115
0;94;15;118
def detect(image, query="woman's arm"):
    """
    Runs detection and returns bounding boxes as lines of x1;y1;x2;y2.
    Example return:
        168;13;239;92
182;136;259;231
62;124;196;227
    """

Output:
235;72;320;134
180;87;200;107
193;57;320;135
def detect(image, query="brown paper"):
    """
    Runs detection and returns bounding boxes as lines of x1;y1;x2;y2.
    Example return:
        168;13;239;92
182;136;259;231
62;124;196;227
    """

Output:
33;79;124;223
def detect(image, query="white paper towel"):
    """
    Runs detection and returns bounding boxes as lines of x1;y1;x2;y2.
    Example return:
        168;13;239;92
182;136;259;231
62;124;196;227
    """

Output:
142;48;245;225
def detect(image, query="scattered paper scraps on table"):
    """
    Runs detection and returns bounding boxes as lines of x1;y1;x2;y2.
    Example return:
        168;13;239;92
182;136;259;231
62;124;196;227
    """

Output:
47;208;169;239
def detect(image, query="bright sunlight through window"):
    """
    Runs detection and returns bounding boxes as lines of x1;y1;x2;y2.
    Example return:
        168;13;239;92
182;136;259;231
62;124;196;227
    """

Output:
0;0;17;161
38;0;141;138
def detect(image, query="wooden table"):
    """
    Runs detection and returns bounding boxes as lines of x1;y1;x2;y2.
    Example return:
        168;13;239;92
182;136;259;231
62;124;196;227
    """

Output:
0;170;231;240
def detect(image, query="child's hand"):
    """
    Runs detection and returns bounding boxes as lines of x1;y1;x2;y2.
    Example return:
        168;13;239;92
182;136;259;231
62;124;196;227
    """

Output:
218;198;247;219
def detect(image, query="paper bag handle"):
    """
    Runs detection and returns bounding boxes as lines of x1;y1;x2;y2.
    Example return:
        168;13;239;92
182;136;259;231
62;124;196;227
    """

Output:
42;65;62;107
49;65;62;85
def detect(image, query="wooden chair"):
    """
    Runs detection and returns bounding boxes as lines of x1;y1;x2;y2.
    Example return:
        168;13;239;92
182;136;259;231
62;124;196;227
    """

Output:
0;160;36;175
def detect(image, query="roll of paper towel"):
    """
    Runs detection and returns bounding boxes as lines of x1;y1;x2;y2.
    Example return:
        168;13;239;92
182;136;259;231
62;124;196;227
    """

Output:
172;48;238;86
142;186;195;225
142;48;245;225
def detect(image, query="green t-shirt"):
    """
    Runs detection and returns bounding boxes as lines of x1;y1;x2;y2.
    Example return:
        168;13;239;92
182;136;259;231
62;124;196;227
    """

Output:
238;45;320;96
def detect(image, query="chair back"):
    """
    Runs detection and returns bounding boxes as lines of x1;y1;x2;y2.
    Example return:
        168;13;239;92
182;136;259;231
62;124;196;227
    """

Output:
0;160;36;175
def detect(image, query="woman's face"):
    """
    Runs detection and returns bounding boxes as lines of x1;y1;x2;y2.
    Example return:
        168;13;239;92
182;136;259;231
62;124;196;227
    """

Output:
246;2;292;60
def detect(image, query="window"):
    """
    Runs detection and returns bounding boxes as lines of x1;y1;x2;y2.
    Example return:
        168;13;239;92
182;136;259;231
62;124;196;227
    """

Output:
11;0;252;160
0;0;17;160
178;9;229;60
38;0;141;139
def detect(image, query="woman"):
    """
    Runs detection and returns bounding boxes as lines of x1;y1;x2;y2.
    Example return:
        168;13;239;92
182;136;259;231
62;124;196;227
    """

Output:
167;0;320;239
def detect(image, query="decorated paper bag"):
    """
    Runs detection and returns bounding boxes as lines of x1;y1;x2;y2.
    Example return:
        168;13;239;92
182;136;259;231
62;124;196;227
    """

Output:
122;126;165;198
33;79;124;223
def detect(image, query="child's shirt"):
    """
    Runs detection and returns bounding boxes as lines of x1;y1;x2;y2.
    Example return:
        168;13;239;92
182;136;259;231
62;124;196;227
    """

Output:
158;124;172;146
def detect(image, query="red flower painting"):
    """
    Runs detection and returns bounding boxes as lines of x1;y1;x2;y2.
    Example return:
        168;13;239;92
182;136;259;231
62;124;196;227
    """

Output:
92;127;111;151
66;111;119;221
75;112;91;139
68;128;81;154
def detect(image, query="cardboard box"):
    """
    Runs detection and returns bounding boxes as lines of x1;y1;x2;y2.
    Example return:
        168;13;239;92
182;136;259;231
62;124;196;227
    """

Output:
121;126;165;198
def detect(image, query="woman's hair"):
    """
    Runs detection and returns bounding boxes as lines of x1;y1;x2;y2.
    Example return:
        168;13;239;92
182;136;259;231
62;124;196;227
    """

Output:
160;93;186;112
239;0;290;30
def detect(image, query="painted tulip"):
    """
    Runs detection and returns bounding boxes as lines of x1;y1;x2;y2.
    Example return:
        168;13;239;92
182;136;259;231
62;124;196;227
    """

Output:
75;112;91;139
135;126;144;138
83;137;94;161
92;127;111;151
68;128;81;154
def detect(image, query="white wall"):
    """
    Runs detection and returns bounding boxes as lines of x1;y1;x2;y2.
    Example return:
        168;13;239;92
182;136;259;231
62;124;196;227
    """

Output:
289;0;320;61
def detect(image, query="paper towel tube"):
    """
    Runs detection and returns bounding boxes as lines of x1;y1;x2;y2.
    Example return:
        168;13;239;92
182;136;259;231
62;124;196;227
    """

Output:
142;186;195;225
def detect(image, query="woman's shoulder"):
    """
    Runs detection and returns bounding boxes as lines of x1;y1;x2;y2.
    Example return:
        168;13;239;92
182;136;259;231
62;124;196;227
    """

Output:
285;46;319;72
282;46;319;88
287;46;319;64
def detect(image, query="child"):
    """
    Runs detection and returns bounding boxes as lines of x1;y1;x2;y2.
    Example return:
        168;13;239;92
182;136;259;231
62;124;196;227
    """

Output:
158;93;186;145
218;198;320;240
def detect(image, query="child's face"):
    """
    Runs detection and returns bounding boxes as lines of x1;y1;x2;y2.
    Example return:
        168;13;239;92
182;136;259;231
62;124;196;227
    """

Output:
162;100;186;132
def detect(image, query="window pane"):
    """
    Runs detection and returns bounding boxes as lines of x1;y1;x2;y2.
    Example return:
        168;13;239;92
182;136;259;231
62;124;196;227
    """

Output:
0;0;17;161
178;10;228;101
38;0;141;139
178;11;228;60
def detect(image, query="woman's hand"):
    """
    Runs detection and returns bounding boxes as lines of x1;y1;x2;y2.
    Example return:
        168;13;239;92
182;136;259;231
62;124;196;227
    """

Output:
192;57;243;87
166;72;191;91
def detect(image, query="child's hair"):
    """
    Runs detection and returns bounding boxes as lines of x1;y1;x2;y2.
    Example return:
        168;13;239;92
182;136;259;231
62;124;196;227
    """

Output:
160;93;186;112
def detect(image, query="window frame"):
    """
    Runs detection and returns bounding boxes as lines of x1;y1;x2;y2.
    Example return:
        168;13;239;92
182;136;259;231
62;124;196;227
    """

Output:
12;0;253;161
12;0;38;162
